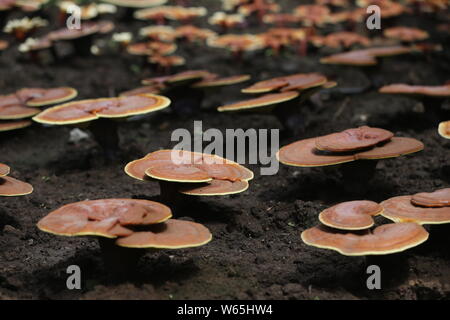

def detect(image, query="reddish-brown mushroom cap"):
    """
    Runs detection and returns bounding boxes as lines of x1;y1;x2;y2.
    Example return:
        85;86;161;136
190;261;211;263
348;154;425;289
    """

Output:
0;104;40;120
116;219;212;249
411;188;450;208
146;164;213;183
315;126;394;152
17;87;78;107
0;120;32;132
120;86;162;97
381;195;450;224
0;163;10;177
0;40;9;51
301;222;429;256
37;199;172;238
277;136;424;167
218;91;299;112
32;94;171;125
0;176;33;196
319;200;384;230
383;27;429;42
379;83;450;97
438;121;450;139
242;73;327;94
320;50;377;66
277;138;355;167
46;23;99;41
192;75;251;88
125;149;253;182
179;180;249;196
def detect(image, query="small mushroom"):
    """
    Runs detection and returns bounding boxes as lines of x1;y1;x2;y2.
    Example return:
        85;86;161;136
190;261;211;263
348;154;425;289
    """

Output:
221;73;333;136
0;163;33;196
411;188;450;208
208;12;245;33
381;192;450;224
438;121;450;139
383;27;429;43
207;34;264;60
33;94;171;161
46;22;109;56
3;16;48;41
175;25;217;43
293;4;330;26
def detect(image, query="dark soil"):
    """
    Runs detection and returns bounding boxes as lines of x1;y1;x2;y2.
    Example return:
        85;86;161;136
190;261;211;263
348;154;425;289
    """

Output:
0;1;449;300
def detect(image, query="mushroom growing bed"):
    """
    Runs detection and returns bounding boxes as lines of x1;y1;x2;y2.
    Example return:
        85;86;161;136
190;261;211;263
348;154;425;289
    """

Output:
0;0;449;300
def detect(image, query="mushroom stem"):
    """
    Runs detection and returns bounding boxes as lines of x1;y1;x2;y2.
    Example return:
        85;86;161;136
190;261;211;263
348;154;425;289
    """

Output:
89;119;120;162
167;86;205;116
72;35;94;57
158;181;192;213
273;97;305;137
339;160;378;195
97;238;145;280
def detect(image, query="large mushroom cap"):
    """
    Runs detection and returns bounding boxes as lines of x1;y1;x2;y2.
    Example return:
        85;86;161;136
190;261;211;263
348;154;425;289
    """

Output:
0;120;32;132
116;219;212;249
301;222;429;256
315;126;394;152
379;83;450;97
411;188;450;208
217;91;299;112
438;121;450;139
381;195;450;224
0;163;10;176
125;149;253;182
37;199;172;238
0;176;33;196
277;136;424;167
319;200;384;230
33;94;170;125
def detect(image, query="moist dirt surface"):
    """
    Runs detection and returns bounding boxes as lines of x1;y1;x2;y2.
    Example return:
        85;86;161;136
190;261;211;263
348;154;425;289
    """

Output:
0;2;449;300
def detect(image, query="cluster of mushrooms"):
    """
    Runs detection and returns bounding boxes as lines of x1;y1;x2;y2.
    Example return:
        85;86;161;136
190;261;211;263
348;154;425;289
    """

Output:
0;0;449;281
